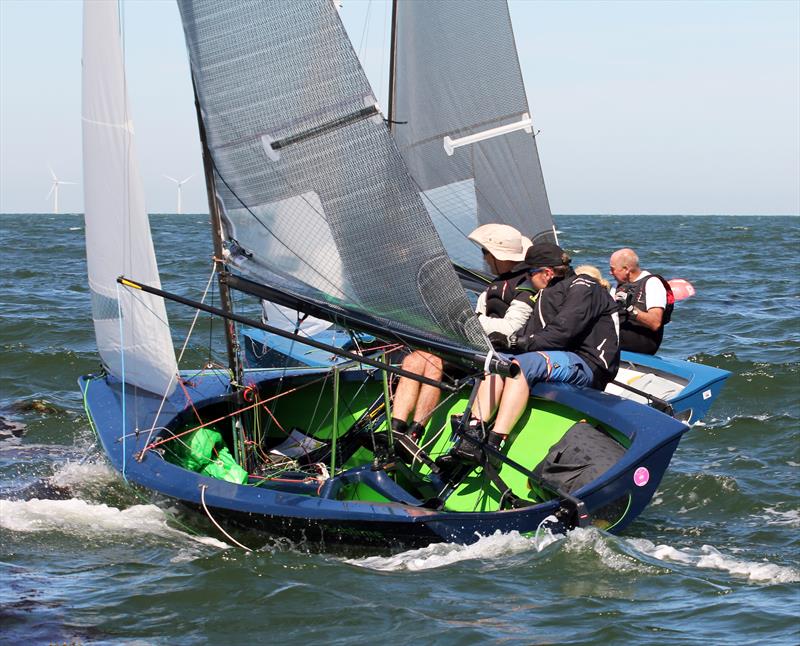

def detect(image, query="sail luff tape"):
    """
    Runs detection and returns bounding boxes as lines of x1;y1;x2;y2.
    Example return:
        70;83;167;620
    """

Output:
443;113;533;156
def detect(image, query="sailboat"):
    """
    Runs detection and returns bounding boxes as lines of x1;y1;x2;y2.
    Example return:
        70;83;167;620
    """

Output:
80;0;710;550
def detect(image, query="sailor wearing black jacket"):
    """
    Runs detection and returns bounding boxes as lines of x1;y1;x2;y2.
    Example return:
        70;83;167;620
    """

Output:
459;242;620;456
510;266;620;390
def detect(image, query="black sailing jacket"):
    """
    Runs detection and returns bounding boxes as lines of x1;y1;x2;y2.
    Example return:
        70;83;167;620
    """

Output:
513;274;620;388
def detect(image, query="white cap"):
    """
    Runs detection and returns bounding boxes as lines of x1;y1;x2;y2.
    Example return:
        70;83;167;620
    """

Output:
467;223;532;262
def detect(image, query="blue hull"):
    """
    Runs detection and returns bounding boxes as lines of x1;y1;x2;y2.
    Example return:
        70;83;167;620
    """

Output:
620;351;731;424
243;327;359;369
80;367;688;550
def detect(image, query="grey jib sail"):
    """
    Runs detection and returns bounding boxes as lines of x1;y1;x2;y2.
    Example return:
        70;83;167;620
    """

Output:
177;0;488;355
391;0;555;269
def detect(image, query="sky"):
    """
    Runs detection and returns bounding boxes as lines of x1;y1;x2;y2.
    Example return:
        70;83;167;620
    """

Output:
1;0;798;216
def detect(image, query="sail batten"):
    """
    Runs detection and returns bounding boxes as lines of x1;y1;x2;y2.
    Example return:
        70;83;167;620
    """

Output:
82;1;178;396
178;0;489;355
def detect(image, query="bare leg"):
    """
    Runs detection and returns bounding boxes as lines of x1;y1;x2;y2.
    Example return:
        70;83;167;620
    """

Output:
472;374;504;422
491;371;531;438
411;354;443;424
391;352;428;422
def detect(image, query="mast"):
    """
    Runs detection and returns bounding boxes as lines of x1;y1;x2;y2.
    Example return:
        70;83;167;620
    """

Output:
191;80;244;388
386;0;398;127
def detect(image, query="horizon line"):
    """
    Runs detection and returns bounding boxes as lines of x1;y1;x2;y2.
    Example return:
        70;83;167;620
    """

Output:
1;211;797;217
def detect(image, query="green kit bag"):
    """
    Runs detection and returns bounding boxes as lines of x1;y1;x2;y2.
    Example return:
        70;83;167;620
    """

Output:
165;427;248;484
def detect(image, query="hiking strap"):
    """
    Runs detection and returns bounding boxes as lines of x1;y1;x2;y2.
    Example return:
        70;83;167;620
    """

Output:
480;457;533;510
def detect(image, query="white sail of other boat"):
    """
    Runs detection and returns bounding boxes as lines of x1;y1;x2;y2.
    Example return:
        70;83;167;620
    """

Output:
82;0;178;396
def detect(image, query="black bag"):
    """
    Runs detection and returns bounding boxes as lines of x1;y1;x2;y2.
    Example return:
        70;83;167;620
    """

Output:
531;422;626;495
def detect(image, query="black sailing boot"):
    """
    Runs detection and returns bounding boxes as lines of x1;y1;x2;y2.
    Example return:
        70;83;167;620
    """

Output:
390;417;408;436
406;421;426;443
438;419;506;469
435;416;483;472
484;431;506;470
392;418;428;465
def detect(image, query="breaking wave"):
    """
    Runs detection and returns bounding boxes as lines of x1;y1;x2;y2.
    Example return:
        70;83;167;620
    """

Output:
627;538;800;584
0;497;230;552
345;528;561;572
346;527;799;585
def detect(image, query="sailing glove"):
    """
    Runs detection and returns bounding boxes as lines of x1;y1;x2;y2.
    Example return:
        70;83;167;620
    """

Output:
488;331;515;351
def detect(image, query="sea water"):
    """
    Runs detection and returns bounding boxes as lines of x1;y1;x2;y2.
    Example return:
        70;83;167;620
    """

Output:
0;214;797;644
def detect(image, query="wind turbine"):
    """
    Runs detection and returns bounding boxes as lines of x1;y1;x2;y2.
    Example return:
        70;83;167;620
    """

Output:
163;175;193;214
46;167;76;214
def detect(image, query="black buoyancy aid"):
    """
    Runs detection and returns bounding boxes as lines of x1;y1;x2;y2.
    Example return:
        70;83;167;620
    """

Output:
484;271;530;318
618;273;675;354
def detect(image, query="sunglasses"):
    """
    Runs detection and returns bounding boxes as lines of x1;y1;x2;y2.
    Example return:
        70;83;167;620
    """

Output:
528;266;549;275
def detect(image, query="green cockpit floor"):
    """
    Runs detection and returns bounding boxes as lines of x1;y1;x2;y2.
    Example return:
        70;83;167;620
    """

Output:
413;395;591;512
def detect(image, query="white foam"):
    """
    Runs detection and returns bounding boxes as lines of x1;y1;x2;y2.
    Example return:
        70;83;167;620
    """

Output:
345;528;561;572
564;527;658;574
627;538;800;584
49;460;118;488
0;498;230;551
761;507;800;528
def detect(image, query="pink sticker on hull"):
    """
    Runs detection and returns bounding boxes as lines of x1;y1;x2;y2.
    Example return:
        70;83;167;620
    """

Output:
633;467;650;487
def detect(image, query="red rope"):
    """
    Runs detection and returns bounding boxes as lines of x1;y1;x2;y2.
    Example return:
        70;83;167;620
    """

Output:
143;375;326;452
178;379;203;425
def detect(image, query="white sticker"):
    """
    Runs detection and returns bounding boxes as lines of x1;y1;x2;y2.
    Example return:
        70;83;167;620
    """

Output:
702;389;712;400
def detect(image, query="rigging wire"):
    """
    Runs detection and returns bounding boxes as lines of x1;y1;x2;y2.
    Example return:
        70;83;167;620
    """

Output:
142;375;328;453
116;282;128;481
139;264;218;457
356;0;373;62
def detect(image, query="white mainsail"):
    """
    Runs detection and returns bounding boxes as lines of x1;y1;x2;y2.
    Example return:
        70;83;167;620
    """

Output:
82;0;178;396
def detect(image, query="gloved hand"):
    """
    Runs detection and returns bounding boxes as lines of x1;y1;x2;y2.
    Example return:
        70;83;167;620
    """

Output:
488;331;518;352
614;289;634;321
614;289;633;309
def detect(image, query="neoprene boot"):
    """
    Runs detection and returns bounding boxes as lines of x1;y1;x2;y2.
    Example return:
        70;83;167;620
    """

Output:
484;431;505;469
438;417;484;466
407;421;426;442
443;420;505;467
390;417;408;436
